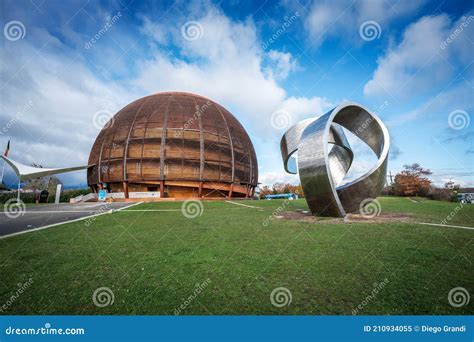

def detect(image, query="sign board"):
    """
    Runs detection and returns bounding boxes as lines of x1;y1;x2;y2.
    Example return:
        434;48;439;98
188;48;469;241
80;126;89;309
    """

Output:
55;184;62;204
129;191;161;199
98;190;107;201
39;190;49;203
106;192;125;199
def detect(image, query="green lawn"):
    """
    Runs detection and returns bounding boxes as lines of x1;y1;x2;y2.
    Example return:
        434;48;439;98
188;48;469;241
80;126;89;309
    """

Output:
0;197;473;315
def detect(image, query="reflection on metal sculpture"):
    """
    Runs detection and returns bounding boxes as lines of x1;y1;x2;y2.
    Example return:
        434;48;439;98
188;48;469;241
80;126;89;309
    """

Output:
280;102;390;217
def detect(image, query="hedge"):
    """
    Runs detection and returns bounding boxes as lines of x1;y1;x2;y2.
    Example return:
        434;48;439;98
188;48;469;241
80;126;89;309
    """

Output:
0;188;91;204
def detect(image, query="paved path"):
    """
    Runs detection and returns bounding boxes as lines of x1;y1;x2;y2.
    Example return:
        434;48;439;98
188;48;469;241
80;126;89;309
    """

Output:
0;202;137;238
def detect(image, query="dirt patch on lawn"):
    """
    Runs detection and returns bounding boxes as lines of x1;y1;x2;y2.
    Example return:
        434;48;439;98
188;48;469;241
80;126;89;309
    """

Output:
344;212;415;223
277;209;415;224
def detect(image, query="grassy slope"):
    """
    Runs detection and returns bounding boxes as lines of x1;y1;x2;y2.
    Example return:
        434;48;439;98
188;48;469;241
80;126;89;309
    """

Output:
380;196;473;225
0;197;472;315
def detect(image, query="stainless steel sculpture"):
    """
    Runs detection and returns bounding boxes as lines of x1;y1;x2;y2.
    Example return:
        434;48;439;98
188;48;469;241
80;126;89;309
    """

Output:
280;102;390;217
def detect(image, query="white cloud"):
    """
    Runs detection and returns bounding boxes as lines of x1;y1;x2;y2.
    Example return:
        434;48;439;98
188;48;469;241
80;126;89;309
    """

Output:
134;4;332;140
134;6;287;131
139;16;171;45
258;171;299;186
278;96;332;120
364;13;474;98
0;2;331;187
387;81;474;126
431;176;472;188
133;52;286;126
266;50;297;80
305;0;425;48
0;34;136;186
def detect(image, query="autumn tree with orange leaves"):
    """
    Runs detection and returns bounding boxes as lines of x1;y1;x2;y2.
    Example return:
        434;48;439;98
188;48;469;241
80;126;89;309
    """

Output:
394;163;432;197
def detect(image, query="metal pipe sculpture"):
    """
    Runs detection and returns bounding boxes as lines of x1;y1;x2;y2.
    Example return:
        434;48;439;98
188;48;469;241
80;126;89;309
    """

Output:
280;102;390;217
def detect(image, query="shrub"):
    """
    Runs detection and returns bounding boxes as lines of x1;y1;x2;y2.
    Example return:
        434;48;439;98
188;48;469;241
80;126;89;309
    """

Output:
427;188;451;201
0;192;37;204
59;188;91;203
0;188;91;204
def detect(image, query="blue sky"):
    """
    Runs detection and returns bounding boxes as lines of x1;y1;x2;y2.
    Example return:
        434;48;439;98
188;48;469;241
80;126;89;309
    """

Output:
0;0;473;188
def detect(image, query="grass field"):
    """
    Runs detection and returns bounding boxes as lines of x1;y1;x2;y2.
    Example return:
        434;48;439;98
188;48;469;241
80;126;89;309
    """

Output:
0;197;473;315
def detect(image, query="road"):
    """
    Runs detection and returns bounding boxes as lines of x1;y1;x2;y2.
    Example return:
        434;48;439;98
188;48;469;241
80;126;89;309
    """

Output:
0;202;137;238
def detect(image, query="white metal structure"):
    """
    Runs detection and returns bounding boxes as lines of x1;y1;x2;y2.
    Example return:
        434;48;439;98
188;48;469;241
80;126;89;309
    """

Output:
0;155;89;202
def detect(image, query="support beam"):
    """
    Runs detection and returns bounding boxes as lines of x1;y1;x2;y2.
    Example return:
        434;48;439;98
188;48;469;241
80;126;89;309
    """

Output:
228;183;233;198
159;100;171;182
123;181;129;198
123;98;149;181
214;105;235;183
198;181;203;197
17;179;21;202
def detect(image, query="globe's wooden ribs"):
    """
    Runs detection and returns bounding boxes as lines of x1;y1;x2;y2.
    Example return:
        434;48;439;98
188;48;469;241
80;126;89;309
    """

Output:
88;92;258;199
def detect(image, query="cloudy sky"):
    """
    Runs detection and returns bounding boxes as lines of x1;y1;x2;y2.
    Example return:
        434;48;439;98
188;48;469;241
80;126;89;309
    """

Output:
0;0;473;188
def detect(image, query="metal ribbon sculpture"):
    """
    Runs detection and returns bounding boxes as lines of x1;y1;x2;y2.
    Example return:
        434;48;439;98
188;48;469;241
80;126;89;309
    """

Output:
280;102;390;217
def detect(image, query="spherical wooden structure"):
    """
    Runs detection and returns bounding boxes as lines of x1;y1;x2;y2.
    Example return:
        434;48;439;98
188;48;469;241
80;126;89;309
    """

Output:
87;92;258;199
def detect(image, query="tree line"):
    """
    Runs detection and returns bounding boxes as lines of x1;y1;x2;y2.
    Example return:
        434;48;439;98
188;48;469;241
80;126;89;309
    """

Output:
260;163;463;201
